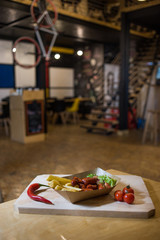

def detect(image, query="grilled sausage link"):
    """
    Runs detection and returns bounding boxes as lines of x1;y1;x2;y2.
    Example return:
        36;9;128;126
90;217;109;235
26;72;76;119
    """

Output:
86;184;98;190
82;177;98;186
71;177;79;187
82;188;93;191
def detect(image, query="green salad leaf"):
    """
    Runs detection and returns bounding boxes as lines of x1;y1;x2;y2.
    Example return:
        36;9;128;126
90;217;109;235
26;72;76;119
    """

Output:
98;175;117;187
87;173;96;178
86;174;117;187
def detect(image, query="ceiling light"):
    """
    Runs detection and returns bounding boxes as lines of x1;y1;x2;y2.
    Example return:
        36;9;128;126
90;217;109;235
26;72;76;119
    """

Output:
137;0;146;1
90;58;96;66
77;50;83;56
12;48;16;53
77;27;83;38
54;53;60;59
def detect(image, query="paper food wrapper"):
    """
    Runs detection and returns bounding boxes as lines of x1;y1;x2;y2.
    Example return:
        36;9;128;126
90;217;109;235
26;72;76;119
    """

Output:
55;167;120;203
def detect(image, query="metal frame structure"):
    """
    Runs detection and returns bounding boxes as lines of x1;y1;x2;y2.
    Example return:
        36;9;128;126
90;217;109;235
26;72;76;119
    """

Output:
13;0;58;68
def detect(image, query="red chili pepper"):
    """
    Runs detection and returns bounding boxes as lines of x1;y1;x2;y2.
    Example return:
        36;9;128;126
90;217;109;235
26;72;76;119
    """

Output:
27;183;53;205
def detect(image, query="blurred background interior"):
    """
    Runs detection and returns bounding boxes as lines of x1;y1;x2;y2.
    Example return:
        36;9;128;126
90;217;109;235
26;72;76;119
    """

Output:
0;0;160;203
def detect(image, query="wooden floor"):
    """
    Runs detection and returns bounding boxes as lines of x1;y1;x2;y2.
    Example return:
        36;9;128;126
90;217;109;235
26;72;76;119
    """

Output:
0;121;160;202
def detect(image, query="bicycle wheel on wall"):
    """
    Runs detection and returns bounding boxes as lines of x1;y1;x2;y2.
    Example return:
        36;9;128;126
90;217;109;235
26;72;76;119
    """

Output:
13;36;42;69
30;0;58;28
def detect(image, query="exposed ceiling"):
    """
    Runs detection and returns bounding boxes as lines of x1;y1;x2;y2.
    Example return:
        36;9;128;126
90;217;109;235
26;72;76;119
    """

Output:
0;0;120;47
0;0;160;49
128;4;160;32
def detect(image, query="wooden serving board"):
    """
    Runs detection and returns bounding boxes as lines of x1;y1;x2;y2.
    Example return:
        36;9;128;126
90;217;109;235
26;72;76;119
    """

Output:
14;174;155;218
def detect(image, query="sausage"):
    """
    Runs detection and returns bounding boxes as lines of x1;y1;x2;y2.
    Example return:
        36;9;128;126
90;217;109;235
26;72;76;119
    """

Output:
72;176;100;190
98;183;105;190
82;177;98;186
86;184;98;190
79;183;86;189
82;188;93;191
71;177;83;187
71;177;79;187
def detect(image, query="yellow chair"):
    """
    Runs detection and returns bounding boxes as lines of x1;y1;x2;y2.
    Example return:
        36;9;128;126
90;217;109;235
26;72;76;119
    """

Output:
66;98;80;124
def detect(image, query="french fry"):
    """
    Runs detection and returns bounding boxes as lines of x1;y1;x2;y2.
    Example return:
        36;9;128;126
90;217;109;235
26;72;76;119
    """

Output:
48;179;60;188
64;185;82;192
46;175;82;192
61;188;73;192
47;175;71;185
61;188;78;192
64;183;79;188
64;183;72;187
55;185;63;191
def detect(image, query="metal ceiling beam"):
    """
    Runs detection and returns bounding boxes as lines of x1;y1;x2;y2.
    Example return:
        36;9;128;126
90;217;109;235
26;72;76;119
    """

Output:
122;0;160;12
0;15;32;32
127;4;160;32
0;0;30;12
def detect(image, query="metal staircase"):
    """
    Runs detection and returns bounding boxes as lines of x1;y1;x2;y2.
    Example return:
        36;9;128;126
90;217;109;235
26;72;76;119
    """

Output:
80;89;120;134
128;35;160;109
80;35;160;135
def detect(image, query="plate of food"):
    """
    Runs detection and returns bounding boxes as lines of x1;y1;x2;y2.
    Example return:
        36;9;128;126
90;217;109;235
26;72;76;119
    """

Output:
46;167;120;203
14;169;155;218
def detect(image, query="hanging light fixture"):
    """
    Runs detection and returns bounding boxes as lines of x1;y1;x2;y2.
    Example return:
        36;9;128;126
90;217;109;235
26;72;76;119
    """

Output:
12;48;16;53
77;50;83;56
54;53;60;59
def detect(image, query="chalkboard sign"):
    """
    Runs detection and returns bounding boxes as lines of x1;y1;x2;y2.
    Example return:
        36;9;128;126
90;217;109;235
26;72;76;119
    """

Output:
25;100;44;136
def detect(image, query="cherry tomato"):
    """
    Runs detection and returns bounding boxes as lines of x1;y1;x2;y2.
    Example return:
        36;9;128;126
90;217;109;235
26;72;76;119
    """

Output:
123;193;134;204
105;182;111;188
123;185;134;194
114;190;124;202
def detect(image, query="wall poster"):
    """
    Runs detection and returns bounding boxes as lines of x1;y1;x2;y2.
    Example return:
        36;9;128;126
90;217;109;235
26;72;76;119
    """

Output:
104;64;120;106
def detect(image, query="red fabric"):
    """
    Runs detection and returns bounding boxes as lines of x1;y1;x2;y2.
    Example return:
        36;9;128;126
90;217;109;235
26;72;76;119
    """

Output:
104;108;137;129
104;108;119;130
128;108;137;129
